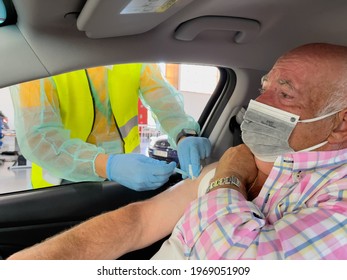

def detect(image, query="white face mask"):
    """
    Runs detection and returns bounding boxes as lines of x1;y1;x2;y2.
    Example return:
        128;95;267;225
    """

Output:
241;100;340;162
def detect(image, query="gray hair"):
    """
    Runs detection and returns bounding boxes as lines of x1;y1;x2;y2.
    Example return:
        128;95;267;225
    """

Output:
316;64;347;116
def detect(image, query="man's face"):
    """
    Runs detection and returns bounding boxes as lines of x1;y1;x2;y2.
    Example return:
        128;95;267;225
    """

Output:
255;55;336;152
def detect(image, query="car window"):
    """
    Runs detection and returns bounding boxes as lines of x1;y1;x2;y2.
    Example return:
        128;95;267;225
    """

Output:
0;0;16;26
0;63;221;193
0;0;6;24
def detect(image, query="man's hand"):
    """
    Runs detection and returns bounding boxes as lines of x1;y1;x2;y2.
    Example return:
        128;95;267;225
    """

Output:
211;144;258;197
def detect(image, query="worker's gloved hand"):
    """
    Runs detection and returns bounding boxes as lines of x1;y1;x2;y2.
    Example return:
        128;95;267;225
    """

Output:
177;137;211;179
106;154;176;191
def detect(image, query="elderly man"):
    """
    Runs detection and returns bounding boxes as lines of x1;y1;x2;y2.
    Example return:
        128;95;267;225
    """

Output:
8;43;347;260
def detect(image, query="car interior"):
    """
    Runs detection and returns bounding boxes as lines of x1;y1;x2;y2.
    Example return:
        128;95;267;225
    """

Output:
1;0;347;259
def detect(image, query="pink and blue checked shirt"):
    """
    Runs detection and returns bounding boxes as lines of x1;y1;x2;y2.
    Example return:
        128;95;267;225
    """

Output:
158;149;347;259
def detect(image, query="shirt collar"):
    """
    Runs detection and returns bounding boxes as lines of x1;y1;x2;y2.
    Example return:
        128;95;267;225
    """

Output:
273;147;347;172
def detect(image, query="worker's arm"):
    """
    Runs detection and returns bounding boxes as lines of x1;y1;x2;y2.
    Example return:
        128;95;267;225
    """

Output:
10;79;105;182
138;64;200;148
139;63;211;179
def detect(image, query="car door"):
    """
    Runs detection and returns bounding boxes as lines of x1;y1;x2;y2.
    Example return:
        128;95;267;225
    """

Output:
0;65;240;260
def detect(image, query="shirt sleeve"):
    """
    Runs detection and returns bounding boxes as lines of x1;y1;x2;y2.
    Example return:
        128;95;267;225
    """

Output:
138;63;200;148
176;187;347;259
10;78;105;182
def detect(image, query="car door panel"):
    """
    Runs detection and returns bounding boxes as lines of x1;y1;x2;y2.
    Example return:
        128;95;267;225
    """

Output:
0;176;181;259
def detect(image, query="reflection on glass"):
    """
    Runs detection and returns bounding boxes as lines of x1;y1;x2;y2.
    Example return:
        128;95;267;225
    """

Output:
0;0;6;24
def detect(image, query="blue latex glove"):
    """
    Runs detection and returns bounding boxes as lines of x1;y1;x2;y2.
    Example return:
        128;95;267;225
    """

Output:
106;153;176;191
177;137;211;179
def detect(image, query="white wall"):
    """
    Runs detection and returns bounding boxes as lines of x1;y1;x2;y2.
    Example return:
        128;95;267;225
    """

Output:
0;87;14;129
182;91;211;120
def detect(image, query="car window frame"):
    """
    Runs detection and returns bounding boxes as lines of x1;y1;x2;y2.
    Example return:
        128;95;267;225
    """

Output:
199;67;237;138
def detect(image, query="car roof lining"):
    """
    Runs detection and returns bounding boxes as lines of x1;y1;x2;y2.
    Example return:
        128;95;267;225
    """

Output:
1;0;347;88
76;0;197;39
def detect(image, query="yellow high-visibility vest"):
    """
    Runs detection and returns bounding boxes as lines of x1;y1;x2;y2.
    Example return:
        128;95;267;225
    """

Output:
32;63;142;188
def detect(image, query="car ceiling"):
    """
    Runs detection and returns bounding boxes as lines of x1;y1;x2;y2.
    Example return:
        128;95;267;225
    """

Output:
1;0;347;88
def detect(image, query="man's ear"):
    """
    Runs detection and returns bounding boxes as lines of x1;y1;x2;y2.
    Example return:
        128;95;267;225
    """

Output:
328;109;347;144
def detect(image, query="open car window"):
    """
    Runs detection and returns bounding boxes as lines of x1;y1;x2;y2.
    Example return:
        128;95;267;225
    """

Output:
0;0;16;26
0;0;5;24
0;63;223;194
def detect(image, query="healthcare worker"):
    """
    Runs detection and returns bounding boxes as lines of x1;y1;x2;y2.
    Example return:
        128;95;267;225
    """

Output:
11;63;211;190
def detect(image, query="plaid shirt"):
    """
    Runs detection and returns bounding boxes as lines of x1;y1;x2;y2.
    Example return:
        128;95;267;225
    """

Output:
175;149;347;259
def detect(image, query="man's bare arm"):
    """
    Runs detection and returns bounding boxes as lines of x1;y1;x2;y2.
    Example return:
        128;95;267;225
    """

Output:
7;163;217;260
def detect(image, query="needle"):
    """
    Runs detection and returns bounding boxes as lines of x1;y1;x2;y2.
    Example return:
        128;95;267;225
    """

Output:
174;167;188;177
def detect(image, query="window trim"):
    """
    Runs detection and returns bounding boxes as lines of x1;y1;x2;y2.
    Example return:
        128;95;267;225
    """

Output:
199;67;237;138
